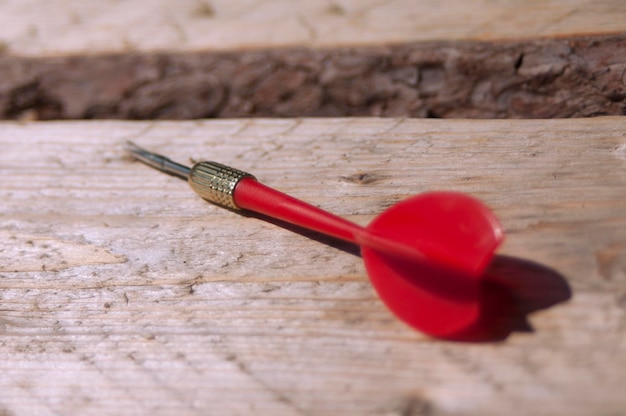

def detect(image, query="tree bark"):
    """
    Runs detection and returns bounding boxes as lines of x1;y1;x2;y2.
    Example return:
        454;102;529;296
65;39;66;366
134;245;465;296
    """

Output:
1;34;625;121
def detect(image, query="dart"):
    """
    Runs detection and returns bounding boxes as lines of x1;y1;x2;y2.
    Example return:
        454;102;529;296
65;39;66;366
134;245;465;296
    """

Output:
126;141;504;338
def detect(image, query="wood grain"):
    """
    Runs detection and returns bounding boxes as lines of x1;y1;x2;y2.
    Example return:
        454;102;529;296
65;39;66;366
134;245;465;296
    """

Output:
0;0;625;56
0;117;625;415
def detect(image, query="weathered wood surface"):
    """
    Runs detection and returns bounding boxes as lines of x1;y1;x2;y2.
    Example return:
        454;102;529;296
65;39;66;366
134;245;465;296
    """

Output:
0;117;625;415
1;0;626;56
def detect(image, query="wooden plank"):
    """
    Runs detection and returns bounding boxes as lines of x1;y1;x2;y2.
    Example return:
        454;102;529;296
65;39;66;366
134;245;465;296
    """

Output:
1;117;625;415
0;0;625;56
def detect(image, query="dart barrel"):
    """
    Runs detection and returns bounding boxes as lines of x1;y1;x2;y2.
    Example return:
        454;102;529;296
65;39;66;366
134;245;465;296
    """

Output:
188;161;255;209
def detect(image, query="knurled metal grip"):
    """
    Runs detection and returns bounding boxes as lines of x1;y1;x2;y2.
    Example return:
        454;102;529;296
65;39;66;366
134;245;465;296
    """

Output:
188;161;255;209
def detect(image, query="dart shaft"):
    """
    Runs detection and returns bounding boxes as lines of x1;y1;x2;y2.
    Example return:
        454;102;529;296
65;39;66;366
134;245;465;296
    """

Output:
232;177;432;266
233;178;428;261
233;177;365;244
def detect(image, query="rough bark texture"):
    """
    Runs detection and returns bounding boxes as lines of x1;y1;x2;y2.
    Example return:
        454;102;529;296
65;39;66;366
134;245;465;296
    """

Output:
0;34;624;121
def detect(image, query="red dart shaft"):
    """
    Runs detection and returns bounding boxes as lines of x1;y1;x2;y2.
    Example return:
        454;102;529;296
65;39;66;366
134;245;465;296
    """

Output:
233;177;429;264
233;177;365;244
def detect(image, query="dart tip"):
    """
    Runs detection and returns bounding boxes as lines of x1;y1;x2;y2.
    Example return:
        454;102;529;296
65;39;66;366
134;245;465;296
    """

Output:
125;141;191;180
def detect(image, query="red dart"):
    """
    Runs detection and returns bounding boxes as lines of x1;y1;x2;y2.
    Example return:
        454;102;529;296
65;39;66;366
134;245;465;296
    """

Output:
127;142;504;338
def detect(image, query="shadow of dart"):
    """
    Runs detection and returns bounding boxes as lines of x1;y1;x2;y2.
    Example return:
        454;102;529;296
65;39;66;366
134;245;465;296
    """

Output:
447;255;572;342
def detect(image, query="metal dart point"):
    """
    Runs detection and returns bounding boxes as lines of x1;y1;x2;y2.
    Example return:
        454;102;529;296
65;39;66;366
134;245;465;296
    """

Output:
126;141;190;180
127;141;254;209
